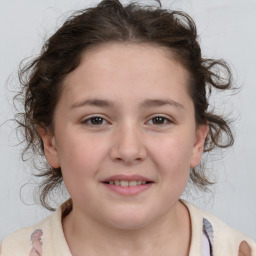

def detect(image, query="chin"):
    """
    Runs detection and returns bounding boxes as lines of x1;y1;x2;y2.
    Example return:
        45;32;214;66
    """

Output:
103;209;153;230
109;219;149;231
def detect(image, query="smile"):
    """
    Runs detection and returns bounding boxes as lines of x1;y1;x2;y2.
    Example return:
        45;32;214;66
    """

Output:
102;175;154;195
104;180;151;186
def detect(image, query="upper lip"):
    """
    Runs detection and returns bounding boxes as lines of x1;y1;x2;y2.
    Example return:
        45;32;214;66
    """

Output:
102;174;154;182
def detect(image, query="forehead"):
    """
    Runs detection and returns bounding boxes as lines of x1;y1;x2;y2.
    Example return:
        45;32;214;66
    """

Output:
60;43;191;107
81;43;187;78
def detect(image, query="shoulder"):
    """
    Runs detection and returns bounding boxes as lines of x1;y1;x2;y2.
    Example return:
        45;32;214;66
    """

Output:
1;211;56;256
182;200;256;256
1;225;34;256
1;201;71;256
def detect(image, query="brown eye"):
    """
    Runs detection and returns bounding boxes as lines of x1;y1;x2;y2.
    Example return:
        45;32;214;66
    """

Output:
90;117;104;125
82;116;108;126
151;117;170;125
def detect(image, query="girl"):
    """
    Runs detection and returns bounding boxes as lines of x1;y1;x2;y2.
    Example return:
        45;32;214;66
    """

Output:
1;0;255;255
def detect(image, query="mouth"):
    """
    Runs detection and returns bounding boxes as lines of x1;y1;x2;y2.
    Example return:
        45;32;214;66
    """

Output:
103;180;153;186
101;175;154;195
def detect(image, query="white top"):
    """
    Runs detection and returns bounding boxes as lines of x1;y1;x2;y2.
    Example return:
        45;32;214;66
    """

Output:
1;200;255;256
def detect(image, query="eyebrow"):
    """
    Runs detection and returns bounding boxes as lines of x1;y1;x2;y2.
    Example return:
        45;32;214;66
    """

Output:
141;99;184;109
71;98;184;110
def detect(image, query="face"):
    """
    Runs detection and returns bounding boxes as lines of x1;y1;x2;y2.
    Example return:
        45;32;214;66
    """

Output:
40;43;207;230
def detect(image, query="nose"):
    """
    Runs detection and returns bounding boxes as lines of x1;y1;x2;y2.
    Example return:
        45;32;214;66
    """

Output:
110;122;147;165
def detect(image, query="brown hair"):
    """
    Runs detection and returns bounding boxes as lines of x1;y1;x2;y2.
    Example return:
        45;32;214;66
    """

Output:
15;0;234;210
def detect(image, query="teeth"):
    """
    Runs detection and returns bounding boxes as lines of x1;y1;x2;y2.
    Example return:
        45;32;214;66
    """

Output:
129;181;137;187
120;181;129;186
108;180;149;186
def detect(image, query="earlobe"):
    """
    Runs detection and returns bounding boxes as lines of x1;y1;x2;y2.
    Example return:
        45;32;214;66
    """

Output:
190;124;208;168
37;126;60;168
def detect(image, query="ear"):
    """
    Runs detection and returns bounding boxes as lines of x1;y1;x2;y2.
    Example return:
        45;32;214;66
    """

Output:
190;124;208;168
37;126;60;168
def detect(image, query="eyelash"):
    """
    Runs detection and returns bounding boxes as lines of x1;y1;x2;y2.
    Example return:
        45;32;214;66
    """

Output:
147;116;172;125
81;115;173;127
81;116;108;126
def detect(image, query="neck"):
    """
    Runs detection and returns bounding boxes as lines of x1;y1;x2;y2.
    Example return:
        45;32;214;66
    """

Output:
62;200;191;256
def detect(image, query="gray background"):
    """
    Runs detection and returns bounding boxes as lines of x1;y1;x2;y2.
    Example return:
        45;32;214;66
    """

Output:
1;0;256;241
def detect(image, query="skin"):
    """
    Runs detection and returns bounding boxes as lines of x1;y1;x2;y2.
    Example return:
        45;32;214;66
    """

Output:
39;43;208;256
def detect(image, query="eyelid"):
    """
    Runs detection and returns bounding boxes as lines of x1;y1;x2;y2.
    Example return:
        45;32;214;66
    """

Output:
146;114;174;125
81;114;110;126
80;114;174;126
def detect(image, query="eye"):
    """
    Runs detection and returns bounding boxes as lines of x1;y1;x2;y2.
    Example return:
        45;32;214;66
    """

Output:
148;116;172;125
82;116;108;126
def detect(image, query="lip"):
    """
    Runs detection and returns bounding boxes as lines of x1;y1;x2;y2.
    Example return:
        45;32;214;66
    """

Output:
102;174;153;182
101;174;154;196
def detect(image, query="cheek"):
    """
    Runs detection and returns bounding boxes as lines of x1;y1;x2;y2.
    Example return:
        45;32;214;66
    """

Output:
56;134;107;182
58;136;107;201
147;131;195;191
149;132;195;170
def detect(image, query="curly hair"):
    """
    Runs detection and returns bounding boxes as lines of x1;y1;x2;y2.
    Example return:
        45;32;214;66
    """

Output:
15;0;234;210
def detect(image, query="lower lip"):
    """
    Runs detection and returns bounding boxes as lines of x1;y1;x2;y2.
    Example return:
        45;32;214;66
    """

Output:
102;183;153;195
